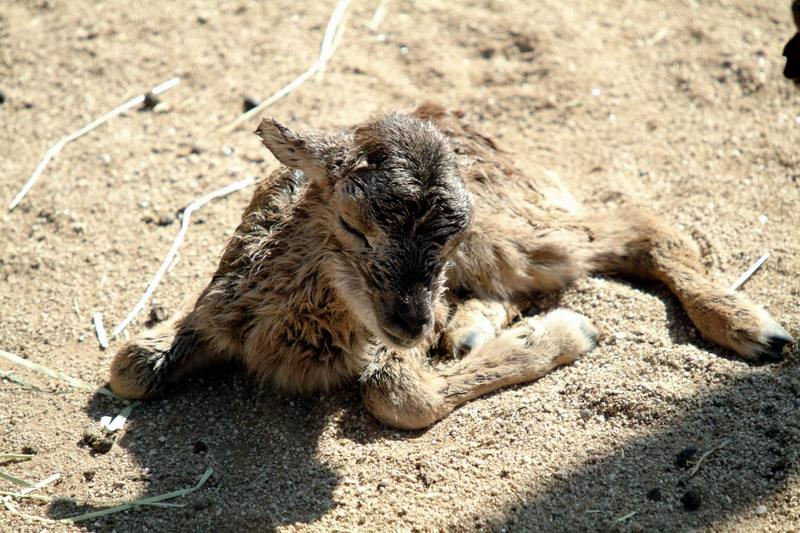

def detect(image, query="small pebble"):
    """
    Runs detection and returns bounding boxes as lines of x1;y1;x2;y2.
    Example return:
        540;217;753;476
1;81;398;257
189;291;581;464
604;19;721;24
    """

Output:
156;212;175;227
83;469;96;482
754;504;768;516
193;440;208;454
243;96;260;113
681;490;702;511
0;89;5;104
646;487;662;502
676;446;698;469
140;92;160;111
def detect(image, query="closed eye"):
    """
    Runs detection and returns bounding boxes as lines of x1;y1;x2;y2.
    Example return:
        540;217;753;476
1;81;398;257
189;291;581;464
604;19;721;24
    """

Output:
339;217;370;248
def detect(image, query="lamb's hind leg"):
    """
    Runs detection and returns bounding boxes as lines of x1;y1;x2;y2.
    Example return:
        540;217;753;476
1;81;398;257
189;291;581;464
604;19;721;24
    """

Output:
361;309;597;430
109;312;227;399
582;208;793;361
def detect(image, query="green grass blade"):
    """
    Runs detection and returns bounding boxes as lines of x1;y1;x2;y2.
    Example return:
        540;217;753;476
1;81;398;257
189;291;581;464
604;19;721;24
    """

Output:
0;348;120;400
62;467;213;523
0;454;35;462
0;469;34;488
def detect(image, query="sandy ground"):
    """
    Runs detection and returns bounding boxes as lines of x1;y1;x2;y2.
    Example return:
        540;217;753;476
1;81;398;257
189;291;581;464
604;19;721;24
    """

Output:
1;0;799;531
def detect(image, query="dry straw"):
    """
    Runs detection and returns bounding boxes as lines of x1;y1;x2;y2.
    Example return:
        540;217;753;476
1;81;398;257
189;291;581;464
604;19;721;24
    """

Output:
0;348;119;399
729;253;769;291
223;0;352;132
111;176;255;337
61;467;213;523
114;0;354;335
8;77;180;211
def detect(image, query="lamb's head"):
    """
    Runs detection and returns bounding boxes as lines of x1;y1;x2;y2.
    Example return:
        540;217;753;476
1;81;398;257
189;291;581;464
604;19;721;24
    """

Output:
257;112;473;349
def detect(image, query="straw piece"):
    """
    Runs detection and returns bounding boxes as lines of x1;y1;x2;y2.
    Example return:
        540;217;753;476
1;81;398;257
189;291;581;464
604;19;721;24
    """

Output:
646;27;669;46
687;438;732;478
8;77;180;211
606;510;637;532
0;470;34;488
222;0;351;132
17;473;60;497
0;348;119;400
100;400;141;432
729;253;769;291
0;491;52;502
112;177;255;337
0;454;35;463
3;498;57;524
93;312;109;350
368;0;389;30
1;371;43;392
62;467;213;523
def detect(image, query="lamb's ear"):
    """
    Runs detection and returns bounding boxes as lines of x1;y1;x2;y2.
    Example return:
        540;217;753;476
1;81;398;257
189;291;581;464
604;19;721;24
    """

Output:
256;118;342;184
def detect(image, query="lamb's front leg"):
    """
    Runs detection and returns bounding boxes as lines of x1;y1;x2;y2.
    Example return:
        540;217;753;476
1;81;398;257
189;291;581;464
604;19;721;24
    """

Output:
440;299;517;357
360;309;598;430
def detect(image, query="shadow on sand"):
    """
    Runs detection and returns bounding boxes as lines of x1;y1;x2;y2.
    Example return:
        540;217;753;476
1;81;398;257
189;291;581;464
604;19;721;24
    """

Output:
46;286;797;532
47;366;347;531
481;350;799;531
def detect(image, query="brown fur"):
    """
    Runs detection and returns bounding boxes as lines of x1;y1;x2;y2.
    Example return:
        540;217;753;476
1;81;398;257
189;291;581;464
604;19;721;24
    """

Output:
110;104;793;429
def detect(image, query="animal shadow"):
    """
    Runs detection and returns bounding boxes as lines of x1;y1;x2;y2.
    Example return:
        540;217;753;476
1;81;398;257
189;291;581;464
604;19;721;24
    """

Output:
47;366;342;532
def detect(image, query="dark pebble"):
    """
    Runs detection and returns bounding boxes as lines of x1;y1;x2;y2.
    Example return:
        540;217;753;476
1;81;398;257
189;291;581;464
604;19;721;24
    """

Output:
193;440;208;454
83;469;96;481
676;446;698;469
21;445;38;455
156;212;175;226
771;458;788;473
681;490;702;511
243;96;260;113
0;90;5;104
192;494;212;510
140;92;160;111
646;487;662;502
81;426;115;454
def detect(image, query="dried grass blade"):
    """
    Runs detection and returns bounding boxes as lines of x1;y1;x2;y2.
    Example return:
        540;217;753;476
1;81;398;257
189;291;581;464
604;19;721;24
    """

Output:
8;77;180;211
0;348;119;399
62;467;213;523
0;470;34;488
112;177;254;337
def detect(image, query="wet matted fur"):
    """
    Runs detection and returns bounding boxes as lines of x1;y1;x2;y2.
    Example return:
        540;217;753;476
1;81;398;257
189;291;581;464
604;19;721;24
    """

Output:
110;103;793;430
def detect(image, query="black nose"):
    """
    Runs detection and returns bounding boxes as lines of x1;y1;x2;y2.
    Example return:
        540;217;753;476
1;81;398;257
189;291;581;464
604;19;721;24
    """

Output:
387;299;431;340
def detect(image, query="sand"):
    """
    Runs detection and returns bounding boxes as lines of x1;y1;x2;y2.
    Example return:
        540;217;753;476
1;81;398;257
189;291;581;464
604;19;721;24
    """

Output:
1;0;798;531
